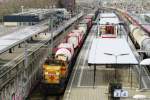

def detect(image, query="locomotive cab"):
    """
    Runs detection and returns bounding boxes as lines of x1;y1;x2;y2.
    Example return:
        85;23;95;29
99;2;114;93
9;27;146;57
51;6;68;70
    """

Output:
42;58;68;84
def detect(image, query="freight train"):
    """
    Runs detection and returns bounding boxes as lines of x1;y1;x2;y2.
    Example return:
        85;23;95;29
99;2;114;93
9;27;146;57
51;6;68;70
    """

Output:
129;24;150;57
40;14;94;95
114;8;150;57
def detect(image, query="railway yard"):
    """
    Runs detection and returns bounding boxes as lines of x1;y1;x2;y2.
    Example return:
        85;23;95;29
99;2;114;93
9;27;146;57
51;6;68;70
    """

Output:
1;1;150;100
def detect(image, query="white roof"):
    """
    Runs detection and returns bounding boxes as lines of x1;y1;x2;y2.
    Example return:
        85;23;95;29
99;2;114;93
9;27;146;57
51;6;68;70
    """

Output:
140;58;150;65
0;25;48;54
100;13;117;18
99;13;120;25
133;95;146;99
88;38;138;65
100;18;120;25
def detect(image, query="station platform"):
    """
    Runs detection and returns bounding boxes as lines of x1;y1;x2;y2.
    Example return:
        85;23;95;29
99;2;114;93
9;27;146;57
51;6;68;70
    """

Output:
63;26;150;100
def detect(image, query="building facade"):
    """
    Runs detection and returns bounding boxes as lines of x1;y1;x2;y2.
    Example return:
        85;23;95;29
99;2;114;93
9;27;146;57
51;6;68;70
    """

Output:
60;0;75;12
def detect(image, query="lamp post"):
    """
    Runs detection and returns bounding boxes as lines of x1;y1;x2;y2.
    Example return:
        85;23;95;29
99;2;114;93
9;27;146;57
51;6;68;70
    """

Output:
96;15;100;37
21;6;24;14
118;22;125;38
97;20;100;37
104;53;129;79
48;18;54;56
104;53;129;63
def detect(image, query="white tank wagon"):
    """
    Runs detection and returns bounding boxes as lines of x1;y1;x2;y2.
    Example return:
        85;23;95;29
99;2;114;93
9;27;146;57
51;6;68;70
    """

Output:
55;48;72;62
55;43;74;62
129;24;150;57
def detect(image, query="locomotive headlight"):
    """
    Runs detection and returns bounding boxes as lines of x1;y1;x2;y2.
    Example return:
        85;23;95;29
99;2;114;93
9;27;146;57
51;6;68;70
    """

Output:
56;71;60;75
45;72;48;75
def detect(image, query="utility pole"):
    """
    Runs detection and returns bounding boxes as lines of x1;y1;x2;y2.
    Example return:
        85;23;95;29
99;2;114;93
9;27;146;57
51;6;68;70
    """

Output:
24;42;28;68
21;6;24;26
21;6;24;14
48;18;54;56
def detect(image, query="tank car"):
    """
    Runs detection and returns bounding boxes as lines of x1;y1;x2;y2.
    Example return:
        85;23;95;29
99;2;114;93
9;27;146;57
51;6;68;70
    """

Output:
129;24;150;57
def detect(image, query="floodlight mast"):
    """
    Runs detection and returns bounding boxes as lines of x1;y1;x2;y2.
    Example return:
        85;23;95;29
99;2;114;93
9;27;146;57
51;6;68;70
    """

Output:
104;53;129;79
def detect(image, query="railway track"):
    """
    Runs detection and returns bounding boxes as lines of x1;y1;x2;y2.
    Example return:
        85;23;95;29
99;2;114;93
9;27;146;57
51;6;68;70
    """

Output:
30;96;62;100
28;83;62;100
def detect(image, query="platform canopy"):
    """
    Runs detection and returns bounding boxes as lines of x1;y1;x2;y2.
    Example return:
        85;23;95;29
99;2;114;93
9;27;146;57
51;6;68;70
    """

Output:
99;13;120;25
0;25;48;54
100;18;120;25
88;38;138;65
100;13;117;18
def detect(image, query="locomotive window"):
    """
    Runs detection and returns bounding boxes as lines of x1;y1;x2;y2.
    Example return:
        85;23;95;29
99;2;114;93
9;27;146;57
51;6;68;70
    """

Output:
45;58;63;66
